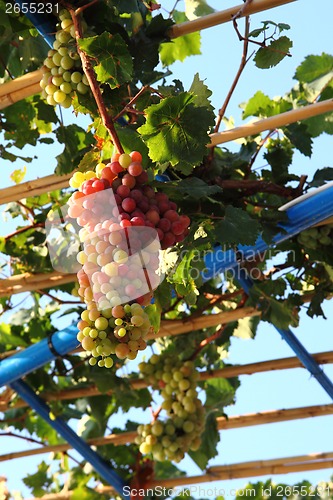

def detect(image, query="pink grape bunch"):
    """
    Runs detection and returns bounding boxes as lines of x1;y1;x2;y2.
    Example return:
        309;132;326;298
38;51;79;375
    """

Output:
135;353;204;462
68;151;190;367
40;9;90;108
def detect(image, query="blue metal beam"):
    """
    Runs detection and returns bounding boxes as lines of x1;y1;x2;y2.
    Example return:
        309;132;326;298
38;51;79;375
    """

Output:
0;324;79;387
204;183;333;280
10;379;126;495
236;267;333;401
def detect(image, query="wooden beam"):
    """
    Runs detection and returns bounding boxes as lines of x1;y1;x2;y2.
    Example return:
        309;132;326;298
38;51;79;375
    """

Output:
0;172;73;207
25;451;333;499
0;271;76;298
168;0;296;39
2;351;333;412
209;98;333;147
1;404;332;463
0;69;43;110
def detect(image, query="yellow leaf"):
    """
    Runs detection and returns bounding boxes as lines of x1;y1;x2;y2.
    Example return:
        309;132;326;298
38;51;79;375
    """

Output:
10;166;27;184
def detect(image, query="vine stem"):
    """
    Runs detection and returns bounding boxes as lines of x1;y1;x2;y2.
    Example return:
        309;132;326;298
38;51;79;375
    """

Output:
189;325;226;361
68;7;124;154
0;431;45;447
4;222;44;241
214;16;251;135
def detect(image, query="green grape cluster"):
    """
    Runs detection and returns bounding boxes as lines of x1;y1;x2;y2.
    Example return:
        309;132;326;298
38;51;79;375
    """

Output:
135;354;205;462
297;224;333;251
77;301;152;368
40;9;90;107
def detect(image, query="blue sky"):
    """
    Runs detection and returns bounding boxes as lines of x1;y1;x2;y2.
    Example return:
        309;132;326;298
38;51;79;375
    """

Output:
1;0;333;495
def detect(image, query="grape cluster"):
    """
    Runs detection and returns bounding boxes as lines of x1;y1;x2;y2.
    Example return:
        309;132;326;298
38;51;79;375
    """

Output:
40;9;90;107
68;151;191;366
297;224;333;251
135;354;205;462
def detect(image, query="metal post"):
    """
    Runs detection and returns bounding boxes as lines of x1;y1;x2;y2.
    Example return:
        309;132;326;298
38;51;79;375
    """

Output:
236;267;333;401
0;324;79;387
10;379;127;495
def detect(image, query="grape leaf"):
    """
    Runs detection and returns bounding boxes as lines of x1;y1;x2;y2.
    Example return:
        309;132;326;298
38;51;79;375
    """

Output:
214;206;260;246
233;315;260;339
189;72;214;113
159;12;201;66
160;178;222;199
284;122;313;157
138;92;213;173
205;377;238;409
254;36;293;69
78;32;133;88
55;124;94;175
294;53;333;83
184;0;215;20
242;90;274;119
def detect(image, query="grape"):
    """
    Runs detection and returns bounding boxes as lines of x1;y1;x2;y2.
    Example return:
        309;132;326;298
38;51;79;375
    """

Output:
136;352;205;462
53;90;67;104
40;9;90;109
70;151;190;369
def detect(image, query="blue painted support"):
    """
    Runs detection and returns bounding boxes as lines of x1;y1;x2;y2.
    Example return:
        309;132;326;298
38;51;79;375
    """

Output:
15;0;56;47
236;266;333;401
203;183;333;280
10;379;127;495
0;324;79;387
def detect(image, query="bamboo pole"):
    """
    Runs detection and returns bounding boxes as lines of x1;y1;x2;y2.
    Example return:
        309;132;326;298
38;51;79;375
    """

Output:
25;451;333;499
209;99;333;147
0;271;77;298
0;69;43;110
5;350;332;411
0;172;73;206
153;307;260;339
1;404;333;463
168;0;296;39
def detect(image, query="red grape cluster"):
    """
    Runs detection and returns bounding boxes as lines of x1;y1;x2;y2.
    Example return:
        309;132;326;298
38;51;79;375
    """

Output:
68;151;190;366
135;353;205;462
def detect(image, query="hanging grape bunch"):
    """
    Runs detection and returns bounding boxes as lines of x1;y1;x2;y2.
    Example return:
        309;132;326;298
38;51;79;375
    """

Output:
297;224;333;251
67;152;191;367
135;353;205;462
40;9;90;107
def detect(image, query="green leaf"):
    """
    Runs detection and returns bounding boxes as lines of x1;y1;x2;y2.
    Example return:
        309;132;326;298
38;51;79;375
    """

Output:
35;97;58;124
205;377;238;409
243;90;273;119
0;323;27;349
188;411;219;469
144;303;161;333
78;150;101;173
138;92;213;173
189;72;214;113
233;315;260;339
23;461;52;497
159;12;201;66
55;124;94;175
284;122;313;157
78;32;133;88
185;0;215;19
310;167;333;187
295;53;333;83
254;36;292;69
264;138;293;183
214;206;260;246
161;178;222;199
